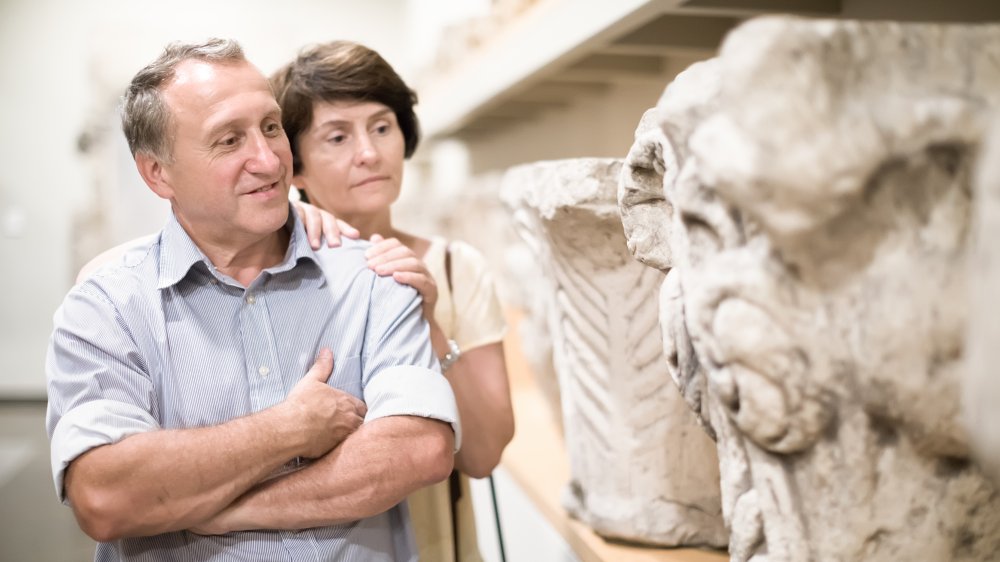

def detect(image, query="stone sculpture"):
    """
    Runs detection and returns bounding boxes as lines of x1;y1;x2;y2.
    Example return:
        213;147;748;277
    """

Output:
502;158;726;547
620;16;1000;561
966;117;1000;485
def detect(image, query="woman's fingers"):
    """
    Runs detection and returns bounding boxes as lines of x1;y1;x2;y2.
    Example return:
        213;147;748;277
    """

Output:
373;256;424;276
293;201;360;249
337;219;360;240
392;270;438;307
365;238;409;265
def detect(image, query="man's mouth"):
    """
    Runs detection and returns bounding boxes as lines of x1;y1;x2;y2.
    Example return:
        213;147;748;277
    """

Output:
249;183;276;194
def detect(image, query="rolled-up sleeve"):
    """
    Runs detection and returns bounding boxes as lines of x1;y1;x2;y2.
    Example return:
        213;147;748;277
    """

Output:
46;285;159;503
361;276;461;451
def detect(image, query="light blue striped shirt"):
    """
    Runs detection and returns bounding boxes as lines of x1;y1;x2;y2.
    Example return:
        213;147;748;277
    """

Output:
45;209;460;562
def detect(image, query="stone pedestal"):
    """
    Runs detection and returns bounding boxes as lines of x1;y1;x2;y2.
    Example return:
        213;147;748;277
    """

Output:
502;158;726;547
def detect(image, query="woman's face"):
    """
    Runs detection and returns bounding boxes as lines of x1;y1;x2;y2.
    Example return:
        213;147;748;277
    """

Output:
293;99;405;220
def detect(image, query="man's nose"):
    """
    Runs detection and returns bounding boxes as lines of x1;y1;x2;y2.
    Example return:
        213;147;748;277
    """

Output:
245;132;281;175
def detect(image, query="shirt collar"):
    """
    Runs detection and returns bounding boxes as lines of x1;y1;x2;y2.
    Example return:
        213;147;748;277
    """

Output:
156;205;321;289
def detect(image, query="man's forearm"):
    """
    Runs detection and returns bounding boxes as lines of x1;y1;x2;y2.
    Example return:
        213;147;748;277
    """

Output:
203;416;454;533
66;405;304;541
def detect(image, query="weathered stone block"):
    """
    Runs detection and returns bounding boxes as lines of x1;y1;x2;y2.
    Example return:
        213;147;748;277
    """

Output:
503;158;726;547
621;16;1000;561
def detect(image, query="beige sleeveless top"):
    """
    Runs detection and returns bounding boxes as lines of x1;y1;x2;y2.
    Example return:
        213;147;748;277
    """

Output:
408;237;506;562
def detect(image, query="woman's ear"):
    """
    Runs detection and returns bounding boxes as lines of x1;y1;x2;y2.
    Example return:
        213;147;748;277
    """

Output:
292;175;313;204
135;153;174;200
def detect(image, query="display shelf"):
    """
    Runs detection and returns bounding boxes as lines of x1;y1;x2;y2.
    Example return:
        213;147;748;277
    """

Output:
500;309;729;562
417;0;686;138
416;0;1000;141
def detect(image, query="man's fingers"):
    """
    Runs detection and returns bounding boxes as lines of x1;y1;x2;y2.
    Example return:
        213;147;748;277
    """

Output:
305;348;334;382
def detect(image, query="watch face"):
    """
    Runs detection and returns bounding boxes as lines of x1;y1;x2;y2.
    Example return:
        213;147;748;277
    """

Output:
441;339;461;371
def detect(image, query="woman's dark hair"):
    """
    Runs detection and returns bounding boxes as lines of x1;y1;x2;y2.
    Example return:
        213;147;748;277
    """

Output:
271;41;421;176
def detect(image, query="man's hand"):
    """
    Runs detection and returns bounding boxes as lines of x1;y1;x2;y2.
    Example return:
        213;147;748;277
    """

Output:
292;200;360;250
281;349;367;459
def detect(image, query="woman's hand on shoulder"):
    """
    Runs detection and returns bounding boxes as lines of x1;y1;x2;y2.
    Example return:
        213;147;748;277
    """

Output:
365;234;438;317
292;200;360;250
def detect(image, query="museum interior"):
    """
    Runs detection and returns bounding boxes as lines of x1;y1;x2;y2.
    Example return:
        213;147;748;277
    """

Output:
2;0;1000;560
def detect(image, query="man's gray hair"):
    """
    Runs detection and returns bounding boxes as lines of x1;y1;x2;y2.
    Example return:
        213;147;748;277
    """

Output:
121;38;246;162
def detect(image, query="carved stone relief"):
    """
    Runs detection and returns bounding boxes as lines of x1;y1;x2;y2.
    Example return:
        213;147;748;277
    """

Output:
438;170;565;433
966;116;1000;485
621;17;1000;561
502;158;726;547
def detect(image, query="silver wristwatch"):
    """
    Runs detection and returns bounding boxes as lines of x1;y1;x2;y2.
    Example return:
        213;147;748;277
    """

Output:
439;339;462;372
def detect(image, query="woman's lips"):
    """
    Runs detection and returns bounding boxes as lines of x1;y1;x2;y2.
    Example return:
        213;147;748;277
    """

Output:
352;175;389;188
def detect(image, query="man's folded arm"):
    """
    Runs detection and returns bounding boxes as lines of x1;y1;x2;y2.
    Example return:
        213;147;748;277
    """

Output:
48;288;364;542
63;403;311;541
196;361;460;533
198;412;455;533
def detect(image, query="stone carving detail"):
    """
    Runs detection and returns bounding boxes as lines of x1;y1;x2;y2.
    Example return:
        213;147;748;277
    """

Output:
966;117;1000;485
621;17;1000;562
502;158;726;547
438;171;565;432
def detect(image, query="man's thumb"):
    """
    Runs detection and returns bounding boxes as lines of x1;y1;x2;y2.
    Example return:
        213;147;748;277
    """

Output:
307;348;334;381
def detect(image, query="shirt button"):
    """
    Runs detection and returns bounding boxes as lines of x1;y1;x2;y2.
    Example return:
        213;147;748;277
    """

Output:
246;293;256;304
209;278;219;285
258;365;270;377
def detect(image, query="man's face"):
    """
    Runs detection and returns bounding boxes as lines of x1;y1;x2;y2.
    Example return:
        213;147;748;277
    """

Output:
154;59;292;245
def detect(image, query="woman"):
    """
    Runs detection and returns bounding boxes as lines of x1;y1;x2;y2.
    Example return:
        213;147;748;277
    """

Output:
273;41;515;562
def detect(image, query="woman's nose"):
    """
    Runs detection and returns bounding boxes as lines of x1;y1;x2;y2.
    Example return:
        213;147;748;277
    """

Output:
354;135;379;166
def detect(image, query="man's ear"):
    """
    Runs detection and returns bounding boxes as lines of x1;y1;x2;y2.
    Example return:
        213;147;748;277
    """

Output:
135;152;174;200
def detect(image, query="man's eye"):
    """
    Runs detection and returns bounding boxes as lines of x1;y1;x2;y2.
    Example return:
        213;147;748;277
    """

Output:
264;122;282;135
374;124;390;135
219;136;239;147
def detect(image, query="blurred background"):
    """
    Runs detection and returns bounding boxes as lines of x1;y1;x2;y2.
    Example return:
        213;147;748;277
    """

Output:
2;0;997;560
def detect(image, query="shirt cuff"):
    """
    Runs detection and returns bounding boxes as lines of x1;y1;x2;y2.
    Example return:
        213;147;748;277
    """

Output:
364;365;462;452
50;399;159;503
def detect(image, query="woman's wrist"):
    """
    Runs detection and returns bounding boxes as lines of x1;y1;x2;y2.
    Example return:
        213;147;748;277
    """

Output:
439;339;462;372
426;322;447;354
426;320;460;371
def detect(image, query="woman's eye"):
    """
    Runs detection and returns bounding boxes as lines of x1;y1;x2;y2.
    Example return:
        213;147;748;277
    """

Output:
374;124;390;135
328;134;346;144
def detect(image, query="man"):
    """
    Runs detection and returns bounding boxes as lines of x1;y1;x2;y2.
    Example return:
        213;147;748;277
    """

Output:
45;38;459;561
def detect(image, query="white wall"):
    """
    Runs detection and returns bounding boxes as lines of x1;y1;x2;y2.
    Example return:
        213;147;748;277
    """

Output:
0;0;408;397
